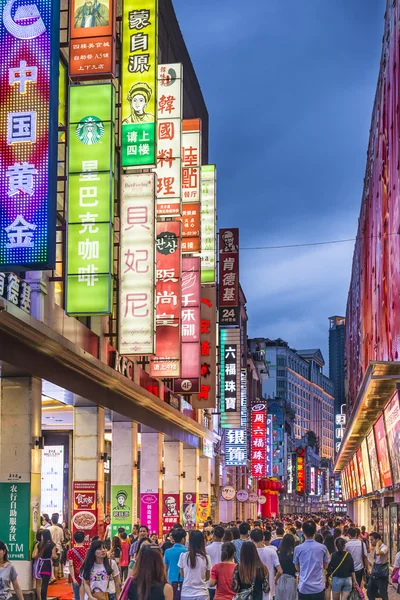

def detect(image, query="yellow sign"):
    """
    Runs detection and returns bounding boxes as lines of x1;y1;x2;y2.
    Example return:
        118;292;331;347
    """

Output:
122;0;158;167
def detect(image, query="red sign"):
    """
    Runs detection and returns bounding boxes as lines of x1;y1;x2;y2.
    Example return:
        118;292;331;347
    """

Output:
181;258;200;379
296;449;305;494
251;402;267;478
219;229;239;308
69;0;116;79
192;286;217;409
356;448;366;495
374;414;393;488
72;482;98;546
162;493;180;533
150;221;181;377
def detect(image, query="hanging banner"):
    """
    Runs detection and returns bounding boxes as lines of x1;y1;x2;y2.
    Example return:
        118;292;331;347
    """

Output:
66;84;115;315
182;119;201;252
0;0;60;270
72;482;98;546
140;492;159;535
182;493;196;530
200;166;216;283
219;228;239;325
156;64;182;216
374;414;393;488
197;494;209;524
266;413;273;478
111;485;132;538
296;448;305;494
0;482;30;560
251;401;267;479
220;328;241;428
150;221;181;377
192;286;217;409
384;392;400;485
69;0;116;79
119;173;156;355
356;448;366;496
162;493;180;534
225;429;247;466
121;0;158;167
180;257;200;379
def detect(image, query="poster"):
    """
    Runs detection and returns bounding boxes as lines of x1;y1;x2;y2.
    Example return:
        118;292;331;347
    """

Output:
140;492;159;535
367;429;382;492
356;448;366;495
0;482;30;560
374;414;393;488
72;482;98;546
182;493;196;530
111;485;132;537
384;392;400;485
197;494;209;525
41;446;64;522
361;437;373;494
162;493;180;533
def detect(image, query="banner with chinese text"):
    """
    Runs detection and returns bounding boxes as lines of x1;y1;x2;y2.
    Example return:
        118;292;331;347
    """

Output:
0;0;60;270
220;328;241;428
180;257;200;379
192;285;217;409
219;228;239;325
119;173;156;355
72;482;98;546
156;64;182;216
182;119;201;253
66;84;115;315
200;166;216;283
296;448;305;493
0;482;30;560
69;0;116;78
251;402;267;478
266;413;273;477
150;221;181;377
225;429;247;466
111;485;132;538
121;0;157;167
162;493;180;534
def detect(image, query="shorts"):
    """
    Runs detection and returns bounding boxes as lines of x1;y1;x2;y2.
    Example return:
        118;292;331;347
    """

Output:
331;577;352;593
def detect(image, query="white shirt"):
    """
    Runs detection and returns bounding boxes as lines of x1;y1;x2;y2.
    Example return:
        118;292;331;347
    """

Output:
345;539;367;572
178;552;212;598
257;546;280;600
206;542;222;591
49;525;64;553
394;551;400;569
374;543;389;564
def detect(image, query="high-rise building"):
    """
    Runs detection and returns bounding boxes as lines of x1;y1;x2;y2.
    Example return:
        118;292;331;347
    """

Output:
248;338;335;459
329;316;346;454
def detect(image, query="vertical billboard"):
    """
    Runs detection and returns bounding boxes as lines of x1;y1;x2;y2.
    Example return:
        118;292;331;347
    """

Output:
69;0;116;78
200;166;216;283
296;448;305;493
121;0;157;167
66;84;115;315
352;455;361;497
182;119;201;253
156;64;182;216
266;413;273;477
384;392;400;485
251;401;267;478
356;448;366;495
361;437;373;494
0;0;60;270
374;414;393;488
367;428;381;491
192;286;217;409
219;228;239;326
119;173;156;355
225;429;247;466
220;328;241;428
179;257;200;379
150;221;181;377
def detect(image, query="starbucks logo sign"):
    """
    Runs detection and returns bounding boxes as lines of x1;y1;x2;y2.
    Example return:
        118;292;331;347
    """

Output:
76;116;104;145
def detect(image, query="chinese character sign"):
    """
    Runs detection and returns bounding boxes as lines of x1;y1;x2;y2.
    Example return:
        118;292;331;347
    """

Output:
0;482;30;560
156;64;182;216
150;221;181;377
296;449;305;494
192;286;217;409
181;257;200;378
241;369;247;428
162;493;180;534
200;165;216;283
225;428;247;466
140;493;159;536
182;119;201;252
121;0;157;167
119;173;156;355
0;0;59;270
266;413;273;477
66;84;115;316
251;402;267;478
0;272;31;313
220;328;241;428
219;228;239;325
69;0;116;78
72;482;98;546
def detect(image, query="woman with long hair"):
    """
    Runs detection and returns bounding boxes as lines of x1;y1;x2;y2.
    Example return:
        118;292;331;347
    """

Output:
127;544;172;600
232;541;269;600
208;542;236;600
0;541;25;600
275;534;297;600
36;529;58;600
327;537;355;600
222;530;234;543
178;530;211;600
32;531;43;600
81;540;121;600
109;537;121;567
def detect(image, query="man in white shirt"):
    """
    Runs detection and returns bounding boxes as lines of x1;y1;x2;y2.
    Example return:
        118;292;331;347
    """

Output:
345;527;368;587
251;528;282;599
206;526;224;600
49;513;64;579
367;532;389;600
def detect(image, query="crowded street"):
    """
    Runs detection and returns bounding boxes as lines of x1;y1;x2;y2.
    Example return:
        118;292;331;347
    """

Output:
0;0;399;599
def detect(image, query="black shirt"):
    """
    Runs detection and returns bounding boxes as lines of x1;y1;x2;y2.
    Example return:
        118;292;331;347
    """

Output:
278;553;297;577
128;581;164;600
327;551;354;579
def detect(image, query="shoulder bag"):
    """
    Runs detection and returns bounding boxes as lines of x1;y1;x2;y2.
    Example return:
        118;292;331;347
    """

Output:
328;552;348;585
171;574;182;600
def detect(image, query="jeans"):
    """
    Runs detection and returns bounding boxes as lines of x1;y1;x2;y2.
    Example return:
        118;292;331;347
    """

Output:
367;575;389;600
355;569;364;587
298;592;325;600
331;577;352;593
72;583;81;600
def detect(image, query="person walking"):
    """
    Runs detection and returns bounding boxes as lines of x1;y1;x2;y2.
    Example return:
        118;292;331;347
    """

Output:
293;520;329;600
36;529;58;600
250;528;281;599
327;538;355;600
81;540;121;600
163;528;187;585
345;527;368;588
49;514;64;580
232;542;269;600
32;531;43;600
109;536;122;567
127;544;173;600
367;532;389;600
0;541;25;600
178;530;211;600
275;533;297;600
67;530;87;600
233;523;250;563
270;527;285;550
207;526;224;600
208;542;236;600
119;533;131;582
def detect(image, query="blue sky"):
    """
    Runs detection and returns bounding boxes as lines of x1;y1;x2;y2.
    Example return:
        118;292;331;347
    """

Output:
173;0;385;367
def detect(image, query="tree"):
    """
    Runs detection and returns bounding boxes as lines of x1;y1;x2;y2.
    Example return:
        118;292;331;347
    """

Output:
305;430;318;450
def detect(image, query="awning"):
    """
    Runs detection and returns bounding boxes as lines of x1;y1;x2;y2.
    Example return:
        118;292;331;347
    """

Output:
334;361;400;472
0;298;217;449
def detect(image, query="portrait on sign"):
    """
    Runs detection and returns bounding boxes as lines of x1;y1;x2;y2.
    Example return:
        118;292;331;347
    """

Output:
72;0;111;32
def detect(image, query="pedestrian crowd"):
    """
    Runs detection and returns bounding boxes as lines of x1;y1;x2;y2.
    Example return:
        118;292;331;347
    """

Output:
0;512;399;600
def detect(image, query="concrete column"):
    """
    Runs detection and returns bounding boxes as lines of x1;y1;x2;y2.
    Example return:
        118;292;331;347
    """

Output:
0;377;42;591
140;427;163;535
25;272;48;323
197;455;211;527
163;441;183;532
73;406;105;537
110;419;138;536
182;447;199;530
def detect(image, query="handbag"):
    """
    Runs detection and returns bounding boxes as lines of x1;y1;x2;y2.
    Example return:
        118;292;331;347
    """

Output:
393;567;400;583
92;589;108;600
328;552;348;585
232;587;254;600
171;574;182;600
371;562;389;579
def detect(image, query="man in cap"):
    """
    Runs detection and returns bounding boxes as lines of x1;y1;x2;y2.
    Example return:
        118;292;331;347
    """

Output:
123;82;154;124
74;0;109;28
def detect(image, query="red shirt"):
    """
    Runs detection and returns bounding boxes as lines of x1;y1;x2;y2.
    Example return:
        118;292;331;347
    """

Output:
210;562;236;600
120;540;130;567
67;546;87;584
